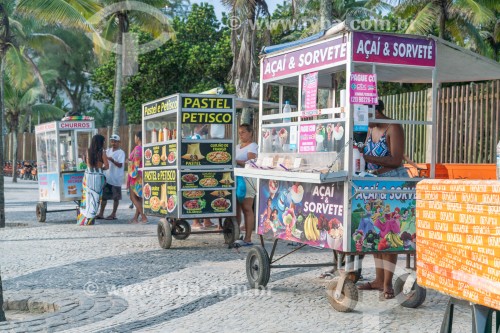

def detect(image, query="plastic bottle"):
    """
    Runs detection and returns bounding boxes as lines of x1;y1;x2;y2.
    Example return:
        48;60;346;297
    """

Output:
496;140;500;179
151;129;157;144
283;100;291;122
353;145;361;174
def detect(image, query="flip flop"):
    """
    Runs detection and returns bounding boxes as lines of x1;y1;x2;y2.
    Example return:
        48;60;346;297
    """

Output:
95;215;104;220
105;216;117;220
357;282;383;291
128;219;138;224
233;240;253;247
383;289;395;299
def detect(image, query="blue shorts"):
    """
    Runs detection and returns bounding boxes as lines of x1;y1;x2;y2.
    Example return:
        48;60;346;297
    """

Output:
378;166;409;178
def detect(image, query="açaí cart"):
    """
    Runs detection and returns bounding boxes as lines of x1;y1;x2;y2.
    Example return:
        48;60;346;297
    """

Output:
141;94;239;249
236;23;500;312
35;117;97;222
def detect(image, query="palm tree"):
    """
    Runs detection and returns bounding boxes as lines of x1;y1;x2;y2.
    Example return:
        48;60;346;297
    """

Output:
221;0;269;123
394;0;498;52
0;0;99;228
91;0;174;135
5;78;65;183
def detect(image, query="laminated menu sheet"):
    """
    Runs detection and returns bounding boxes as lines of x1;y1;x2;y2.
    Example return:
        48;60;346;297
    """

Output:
416;179;500;310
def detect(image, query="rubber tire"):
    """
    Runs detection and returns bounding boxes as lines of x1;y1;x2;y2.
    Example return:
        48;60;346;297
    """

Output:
246;245;270;289
172;219;191;240
394;273;427;308
347;270;362;284
157;218;172;249
326;278;358;312
223;217;240;244
36;202;47;223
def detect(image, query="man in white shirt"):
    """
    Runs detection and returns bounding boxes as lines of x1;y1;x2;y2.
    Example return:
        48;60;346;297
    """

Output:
96;134;125;220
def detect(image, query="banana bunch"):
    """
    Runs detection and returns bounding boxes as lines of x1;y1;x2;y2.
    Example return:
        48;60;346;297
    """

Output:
385;232;403;248
304;213;320;241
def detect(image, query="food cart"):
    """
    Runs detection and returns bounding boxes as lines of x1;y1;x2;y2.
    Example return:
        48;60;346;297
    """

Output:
236;23;500;312
34;117;96;222
142;93;239;249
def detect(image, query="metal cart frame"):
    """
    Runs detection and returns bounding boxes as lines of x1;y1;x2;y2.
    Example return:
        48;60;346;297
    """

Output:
237;23;500;312
34;120;96;222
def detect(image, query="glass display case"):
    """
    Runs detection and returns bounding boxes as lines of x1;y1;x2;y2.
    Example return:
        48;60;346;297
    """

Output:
142;93;236;219
35;120;96;203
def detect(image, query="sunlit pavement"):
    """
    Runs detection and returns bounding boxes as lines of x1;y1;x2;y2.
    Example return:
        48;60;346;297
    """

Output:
0;177;474;332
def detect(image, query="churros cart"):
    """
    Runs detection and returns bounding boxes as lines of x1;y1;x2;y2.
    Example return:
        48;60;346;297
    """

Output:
34;117;96;222
236;23;500;312
141;94;239;249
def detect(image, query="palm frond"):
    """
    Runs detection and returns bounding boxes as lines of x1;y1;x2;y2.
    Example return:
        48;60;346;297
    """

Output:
454;0;495;26
31;104;66;118
16;0;100;32
8;17;24;38
405;2;438;35
19;86;43;109
5;46;34;90
26;33;71;55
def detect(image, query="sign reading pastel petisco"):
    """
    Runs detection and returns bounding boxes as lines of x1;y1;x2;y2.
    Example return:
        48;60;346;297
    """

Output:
181;96;233;110
180;171;235;189
181;111;233;124
144;143;177;168
143;170;177;217
181;189;233;215
181;142;232;167
143;95;179;118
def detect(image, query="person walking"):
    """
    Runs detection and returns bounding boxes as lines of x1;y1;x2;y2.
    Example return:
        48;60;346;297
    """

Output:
77;134;109;226
96;134;125;220
128;131;148;224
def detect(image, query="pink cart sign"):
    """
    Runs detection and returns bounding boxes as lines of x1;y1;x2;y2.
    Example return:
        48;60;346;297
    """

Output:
350;72;378;105
302;72;318;112
299;124;317;153
353;32;436;67
263;37;347;81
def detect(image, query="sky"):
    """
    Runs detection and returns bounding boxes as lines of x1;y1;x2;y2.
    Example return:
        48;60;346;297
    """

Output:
190;0;283;20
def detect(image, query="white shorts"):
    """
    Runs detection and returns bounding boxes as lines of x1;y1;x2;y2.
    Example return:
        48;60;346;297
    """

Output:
244;178;257;198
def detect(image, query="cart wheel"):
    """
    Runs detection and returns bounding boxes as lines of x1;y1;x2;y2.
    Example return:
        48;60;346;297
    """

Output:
223;217;240;244
172;219;191;240
347;270;362;283
394;273;426;308
326;278;358;312
157;218;172;249
36;202;47;223
246;246;270;289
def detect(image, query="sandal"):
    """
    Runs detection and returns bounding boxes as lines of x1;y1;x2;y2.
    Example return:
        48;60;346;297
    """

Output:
95;215;104;220
358;282;383;291
383;288;395;299
319;269;335;279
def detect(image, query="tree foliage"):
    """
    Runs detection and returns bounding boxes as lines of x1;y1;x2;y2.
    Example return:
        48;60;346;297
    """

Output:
91;3;233;124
